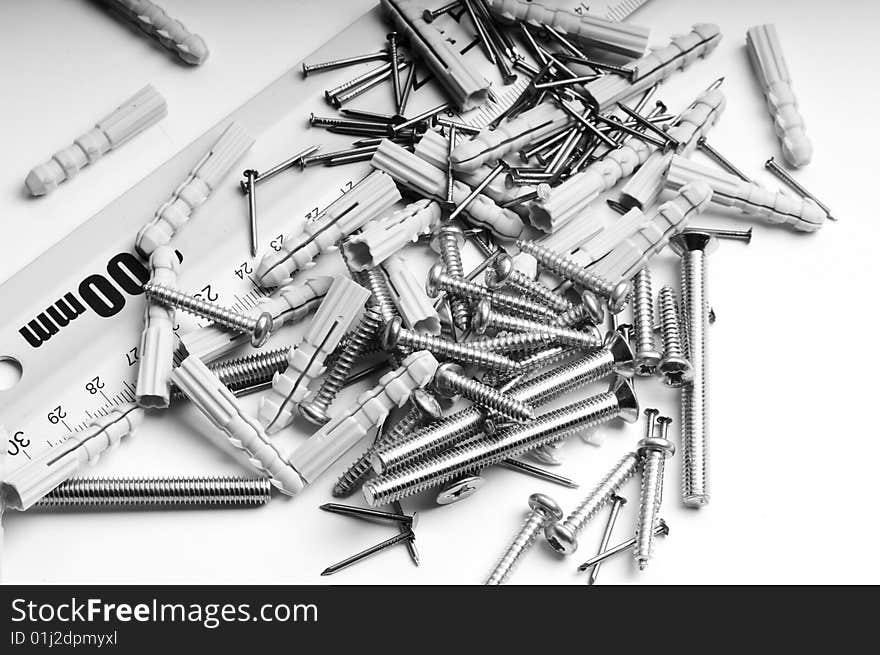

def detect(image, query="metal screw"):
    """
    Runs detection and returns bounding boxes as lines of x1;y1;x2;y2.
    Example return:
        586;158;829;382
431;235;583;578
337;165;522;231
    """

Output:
363;378;639;505
35;476;272;508
433;362;535;423
671;231;717;508
684;226;752;243
143;284;273;347
635;415;674;570
545;450;643;555
697;137;753;183
765;156;836;220
299;305;384;426
473;299;602;351
242;169;259;257
517;240;632;313
631;268;661;376
587;494;626;585
321;530;415;576
486;253;574;312
657;285;693;388
553;290;605;327
485;493;563;585
171;347;289;401
430;225;471;329
332;389;442;498
577;520;669;572
302;50;389;77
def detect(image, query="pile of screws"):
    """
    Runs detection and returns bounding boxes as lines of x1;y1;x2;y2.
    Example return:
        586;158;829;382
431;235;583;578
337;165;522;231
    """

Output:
2;1;834;582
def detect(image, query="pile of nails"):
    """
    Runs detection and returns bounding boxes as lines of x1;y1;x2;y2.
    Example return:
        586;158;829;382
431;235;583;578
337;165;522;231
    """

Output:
3;0;834;583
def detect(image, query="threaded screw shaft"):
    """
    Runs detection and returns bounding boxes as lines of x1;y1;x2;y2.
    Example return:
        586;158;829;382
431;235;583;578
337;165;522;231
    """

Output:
631;268;660;376
434;363;535;422
300;306;384;426
143;283;273;347
485;494;562;585
35;476;272;508
657;285;693;388
487;255;574;312
429;265;555;320
475;301;602;351
517;240;632;313
634;416;674;570
472;331;559;353
171;347;290;400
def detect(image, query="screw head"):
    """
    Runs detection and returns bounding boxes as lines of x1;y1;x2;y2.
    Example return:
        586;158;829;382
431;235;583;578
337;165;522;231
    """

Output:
410;388;443;421
433;362;465;399
658;355;694;388
610;377;639;423
491;253;514;286
435;476;484;505
544;522;578;554
429;224;464;254
529;493;563;522
670;231;718;256
658;518;670;535
425;263;445;298
382;317;404;350
638;436;675;458
472;299;492;335
251;312;274;348
608;279;632;314
580;290;605;324
298;400;331;427
634;351;662;377
604;331;634;377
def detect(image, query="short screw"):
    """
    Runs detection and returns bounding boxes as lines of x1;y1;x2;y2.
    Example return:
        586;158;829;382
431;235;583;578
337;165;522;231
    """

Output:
472;299;602;351
302;50;389;77
588;494;626;585
657;285;693;388
143;283;273;347
577;520;669;572
552;290;605;327
634;414;674;570
631;268;661;376
485;493;563;585
433;362;535;422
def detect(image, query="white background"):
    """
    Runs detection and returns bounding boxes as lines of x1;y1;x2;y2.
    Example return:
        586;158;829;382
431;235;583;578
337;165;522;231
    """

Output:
1;0;879;584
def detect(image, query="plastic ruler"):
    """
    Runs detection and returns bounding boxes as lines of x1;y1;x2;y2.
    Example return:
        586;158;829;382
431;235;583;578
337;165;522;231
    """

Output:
0;1;648;468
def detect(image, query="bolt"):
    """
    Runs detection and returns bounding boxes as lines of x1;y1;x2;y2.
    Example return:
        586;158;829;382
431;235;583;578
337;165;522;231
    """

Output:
486;253;574;313
435;475;484;505
670;231;717;508
433;362;535;422
430;225;471;329
577;520;669;572
765;156;835;220
299;305;384;426
321;530;415;576
473;299;602;351
383;317;520;372
635;415;674;570
302;50;389;77
332;389;442;498
631;268;661;376
587;494;626;585
143;284;273;347
545;450;643;555
35;476;272;508
363;377;639;505
657;285;693;388
485;493;563;585
516;240;632;313
427;264;555;320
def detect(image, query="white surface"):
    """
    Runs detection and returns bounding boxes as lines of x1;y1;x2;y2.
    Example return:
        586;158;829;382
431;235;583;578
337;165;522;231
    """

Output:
1;0;878;584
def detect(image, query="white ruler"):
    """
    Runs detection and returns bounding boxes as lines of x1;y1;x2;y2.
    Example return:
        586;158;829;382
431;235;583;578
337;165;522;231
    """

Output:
0;1;648;467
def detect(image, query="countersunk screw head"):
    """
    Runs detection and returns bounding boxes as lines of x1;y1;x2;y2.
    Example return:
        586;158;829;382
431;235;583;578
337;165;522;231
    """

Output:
529;493;563;522
604;331;635;378
382;316;403;350
610;377;640;424
436;476;484;505
671;231;718;256
410;388;443;421
425;263;445;298
433;362;466;399
251;312;274;348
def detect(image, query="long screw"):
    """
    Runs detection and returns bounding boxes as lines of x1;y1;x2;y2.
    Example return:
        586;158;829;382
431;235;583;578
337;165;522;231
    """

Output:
635;415;674;570
302;50;388;77
143;284;274;347
657;285;693;388
545;451;643;555
485;254;574;312
433;362;535;422
332;389;442;498
765;156;836;220
473;300;602;351
671;232;716;508
35;476;272;508
631;268;661;376
485;494;563;585
517;240;632;313
431;225;471;329
170;347;290;401
588;494;626;585
243;169;259;256
577;520;669;572
299;305;384;426
321;530;415;576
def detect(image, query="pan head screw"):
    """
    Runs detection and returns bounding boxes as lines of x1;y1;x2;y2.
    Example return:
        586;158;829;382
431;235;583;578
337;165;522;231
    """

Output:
425;262;445;298
433;362;465;399
252;312;274;348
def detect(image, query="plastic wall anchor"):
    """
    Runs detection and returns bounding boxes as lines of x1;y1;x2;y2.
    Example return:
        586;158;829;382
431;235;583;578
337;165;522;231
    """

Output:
101;0;209;64
590;182;714;281
583;24;722;112
2;404;144;510
666;155;825;232
135;246;180;408
342;199;441;272
486;0;649;58
289;350;439;483
450;103;570;173
134;123;254;257
538;204;612;256
171;357;305;495
414;130;534;217
746;24;811;167
259;277;371;434
255;171;400;287
383;254;442;334
380;0;489;110
371;139;527;241
620;87;726;210
529;138;653;233
25;85;167;196
181;276;334;363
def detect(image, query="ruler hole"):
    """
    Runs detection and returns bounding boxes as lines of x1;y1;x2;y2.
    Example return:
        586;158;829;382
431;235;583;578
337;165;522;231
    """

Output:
0;356;22;391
